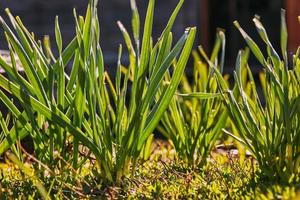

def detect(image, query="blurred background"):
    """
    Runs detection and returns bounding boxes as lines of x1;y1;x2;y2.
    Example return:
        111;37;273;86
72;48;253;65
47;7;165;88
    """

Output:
0;0;299;72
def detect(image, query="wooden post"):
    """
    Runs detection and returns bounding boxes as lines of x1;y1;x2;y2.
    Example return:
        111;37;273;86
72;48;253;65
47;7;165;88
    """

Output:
286;0;300;53
199;0;210;51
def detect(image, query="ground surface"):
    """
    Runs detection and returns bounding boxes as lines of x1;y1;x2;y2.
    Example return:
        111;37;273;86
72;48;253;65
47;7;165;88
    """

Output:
0;140;300;199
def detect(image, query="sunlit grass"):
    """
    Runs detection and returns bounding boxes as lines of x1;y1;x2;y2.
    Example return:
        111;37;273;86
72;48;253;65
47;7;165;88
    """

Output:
0;0;299;198
214;10;300;182
0;0;195;184
159;31;228;168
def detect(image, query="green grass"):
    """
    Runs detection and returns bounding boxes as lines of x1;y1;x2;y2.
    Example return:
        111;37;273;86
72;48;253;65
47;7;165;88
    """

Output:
158;31;228;167
0;0;195;184
213;10;300;182
0;0;299;198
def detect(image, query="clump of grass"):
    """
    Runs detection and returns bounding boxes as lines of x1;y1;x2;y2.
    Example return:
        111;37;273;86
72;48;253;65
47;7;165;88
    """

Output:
0;0;195;184
213;10;300;182
158;31;228;167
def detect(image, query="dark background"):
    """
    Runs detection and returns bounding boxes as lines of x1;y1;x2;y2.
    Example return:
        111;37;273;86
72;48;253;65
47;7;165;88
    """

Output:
0;0;290;72
0;0;197;66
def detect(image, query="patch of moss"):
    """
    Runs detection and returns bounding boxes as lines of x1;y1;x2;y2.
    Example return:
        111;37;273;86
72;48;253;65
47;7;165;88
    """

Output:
0;142;299;199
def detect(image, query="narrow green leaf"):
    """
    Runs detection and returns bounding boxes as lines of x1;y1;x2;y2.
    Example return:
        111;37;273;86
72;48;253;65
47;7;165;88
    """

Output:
178;92;221;99
55;16;63;54
234;21;266;66
139;27;196;149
